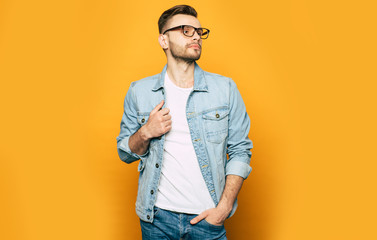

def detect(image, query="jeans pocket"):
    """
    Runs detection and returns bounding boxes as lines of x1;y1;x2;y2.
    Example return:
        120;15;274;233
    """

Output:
203;219;224;229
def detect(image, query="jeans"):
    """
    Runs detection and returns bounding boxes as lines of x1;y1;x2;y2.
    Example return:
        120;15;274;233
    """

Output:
140;207;227;240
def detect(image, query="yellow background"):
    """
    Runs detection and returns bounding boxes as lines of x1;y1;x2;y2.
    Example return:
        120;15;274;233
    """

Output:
1;0;376;239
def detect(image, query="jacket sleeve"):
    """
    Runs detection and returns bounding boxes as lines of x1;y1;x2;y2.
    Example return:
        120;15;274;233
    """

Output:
226;79;253;179
116;83;149;164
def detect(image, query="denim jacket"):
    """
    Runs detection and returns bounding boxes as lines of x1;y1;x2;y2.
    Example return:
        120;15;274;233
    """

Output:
116;63;253;223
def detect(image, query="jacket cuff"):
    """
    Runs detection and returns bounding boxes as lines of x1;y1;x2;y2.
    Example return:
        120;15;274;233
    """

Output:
118;136;149;163
226;158;252;179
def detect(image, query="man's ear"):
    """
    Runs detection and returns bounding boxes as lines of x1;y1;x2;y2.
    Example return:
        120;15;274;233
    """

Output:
158;34;168;50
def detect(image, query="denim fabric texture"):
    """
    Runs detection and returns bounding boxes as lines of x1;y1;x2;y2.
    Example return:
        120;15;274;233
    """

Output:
140;207;227;240
116;62;253;223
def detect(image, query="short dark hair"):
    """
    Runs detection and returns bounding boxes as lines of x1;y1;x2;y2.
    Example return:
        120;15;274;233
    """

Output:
158;5;198;34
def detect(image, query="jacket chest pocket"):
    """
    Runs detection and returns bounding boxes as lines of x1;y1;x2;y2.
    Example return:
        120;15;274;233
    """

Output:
202;108;229;143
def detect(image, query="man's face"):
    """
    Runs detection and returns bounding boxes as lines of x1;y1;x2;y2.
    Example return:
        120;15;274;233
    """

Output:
162;14;203;63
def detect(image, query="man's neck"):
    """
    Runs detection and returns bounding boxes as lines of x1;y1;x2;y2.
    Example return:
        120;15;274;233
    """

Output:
166;60;195;88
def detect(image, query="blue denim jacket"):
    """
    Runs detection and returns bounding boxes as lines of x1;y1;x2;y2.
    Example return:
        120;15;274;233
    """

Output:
116;63;253;223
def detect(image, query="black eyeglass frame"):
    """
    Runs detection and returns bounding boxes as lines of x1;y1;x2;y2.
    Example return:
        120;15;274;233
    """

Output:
162;25;210;39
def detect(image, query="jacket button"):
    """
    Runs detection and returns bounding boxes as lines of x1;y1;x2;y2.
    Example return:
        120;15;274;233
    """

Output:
141;118;145;123
150;190;154;194
155;163;159;168
216;113;220;118
147;215;150;220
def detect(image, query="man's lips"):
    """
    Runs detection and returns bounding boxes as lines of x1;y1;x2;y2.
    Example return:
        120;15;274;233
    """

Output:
188;44;201;49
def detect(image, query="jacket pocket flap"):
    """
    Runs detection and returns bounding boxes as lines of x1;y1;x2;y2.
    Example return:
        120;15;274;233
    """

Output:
137;113;149;125
202;108;229;121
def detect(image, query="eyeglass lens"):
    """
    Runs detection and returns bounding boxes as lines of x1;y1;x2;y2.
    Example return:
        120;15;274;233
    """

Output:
183;26;209;39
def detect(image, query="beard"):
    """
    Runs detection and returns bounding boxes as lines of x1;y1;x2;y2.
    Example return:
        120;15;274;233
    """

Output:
169;41;202;64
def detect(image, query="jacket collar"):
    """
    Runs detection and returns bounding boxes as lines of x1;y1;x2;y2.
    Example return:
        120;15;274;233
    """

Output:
152;62;208;92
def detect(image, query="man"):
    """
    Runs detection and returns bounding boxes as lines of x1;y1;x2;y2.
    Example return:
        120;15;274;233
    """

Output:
116;5;253;240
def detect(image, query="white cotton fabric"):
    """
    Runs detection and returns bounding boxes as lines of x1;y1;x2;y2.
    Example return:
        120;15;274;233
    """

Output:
154;72;215;214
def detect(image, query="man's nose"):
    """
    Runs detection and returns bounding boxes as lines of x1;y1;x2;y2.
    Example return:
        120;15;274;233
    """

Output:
192;30;201;40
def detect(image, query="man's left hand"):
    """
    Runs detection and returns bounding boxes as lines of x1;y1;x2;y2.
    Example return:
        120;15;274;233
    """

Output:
190;207;230;226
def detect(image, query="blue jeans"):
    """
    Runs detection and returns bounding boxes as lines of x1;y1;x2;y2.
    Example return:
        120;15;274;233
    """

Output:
140;207;227;240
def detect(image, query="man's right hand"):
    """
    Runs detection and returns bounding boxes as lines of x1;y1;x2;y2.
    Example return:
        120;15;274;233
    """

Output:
142;100;172;140
129;100;171;155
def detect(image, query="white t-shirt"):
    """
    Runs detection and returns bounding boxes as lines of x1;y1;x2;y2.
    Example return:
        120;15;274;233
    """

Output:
154;72;215;214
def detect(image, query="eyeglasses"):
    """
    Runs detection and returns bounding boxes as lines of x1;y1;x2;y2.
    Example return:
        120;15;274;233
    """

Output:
163;25;210;39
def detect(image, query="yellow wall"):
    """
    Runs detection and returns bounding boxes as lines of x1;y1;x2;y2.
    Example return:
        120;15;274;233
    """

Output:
1;0;376;239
